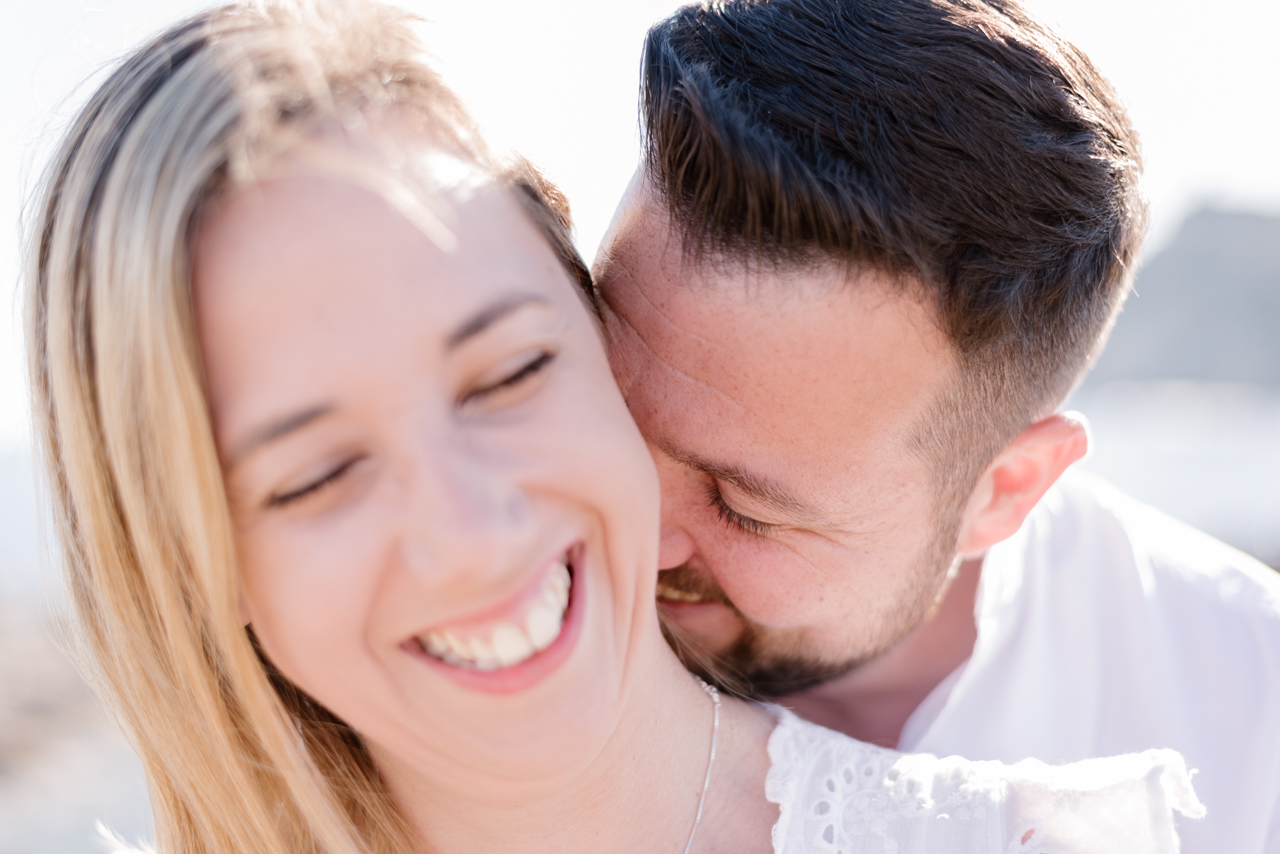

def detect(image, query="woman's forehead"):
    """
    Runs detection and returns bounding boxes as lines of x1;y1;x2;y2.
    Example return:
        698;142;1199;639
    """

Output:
247;127;491;243
197;169;556;319
192;173;572;429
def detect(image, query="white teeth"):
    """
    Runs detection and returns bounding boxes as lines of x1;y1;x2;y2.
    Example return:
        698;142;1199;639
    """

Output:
525;601;562;651
469;635;496;663
552;562;570;608
424;631;448;658
417;557;572;671
442;629;472;659
656;582;705;603
491;623;534;666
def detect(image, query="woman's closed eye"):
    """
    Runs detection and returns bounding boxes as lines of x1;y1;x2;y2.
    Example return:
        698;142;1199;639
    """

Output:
259;350;556;510
706;482;777;537
268;456;363;508
462;350;556;407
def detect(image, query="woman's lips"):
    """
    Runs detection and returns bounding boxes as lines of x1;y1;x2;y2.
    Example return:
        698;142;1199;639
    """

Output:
401;544;586;694
418;559;570;670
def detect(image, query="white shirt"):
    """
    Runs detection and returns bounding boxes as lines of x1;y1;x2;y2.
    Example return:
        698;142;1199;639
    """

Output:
897;469;1280;854
766;707;1202;853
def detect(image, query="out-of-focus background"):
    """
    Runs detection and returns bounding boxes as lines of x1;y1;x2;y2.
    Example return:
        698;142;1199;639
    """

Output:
2;0;1277;850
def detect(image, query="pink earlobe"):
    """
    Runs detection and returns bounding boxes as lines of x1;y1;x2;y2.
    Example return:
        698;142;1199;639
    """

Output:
953;412;1090;557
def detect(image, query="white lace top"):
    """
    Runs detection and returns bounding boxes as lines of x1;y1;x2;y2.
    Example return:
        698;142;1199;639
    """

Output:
765;708;1204;854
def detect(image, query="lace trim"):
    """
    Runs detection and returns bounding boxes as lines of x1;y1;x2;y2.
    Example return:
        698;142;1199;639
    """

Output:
766;707;1003;852
764;706;1204;854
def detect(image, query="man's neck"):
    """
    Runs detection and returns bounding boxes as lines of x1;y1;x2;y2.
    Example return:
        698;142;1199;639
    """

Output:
779;557;982;748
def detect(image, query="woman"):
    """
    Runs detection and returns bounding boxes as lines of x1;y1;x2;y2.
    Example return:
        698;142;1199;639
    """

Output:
26;2;1201;853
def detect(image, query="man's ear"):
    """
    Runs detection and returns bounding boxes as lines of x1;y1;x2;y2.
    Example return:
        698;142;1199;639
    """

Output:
954;412;1089;558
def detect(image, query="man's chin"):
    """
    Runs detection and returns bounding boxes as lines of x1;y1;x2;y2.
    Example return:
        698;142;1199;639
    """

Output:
656;601;862;698
731;654;864;698
656;598;745;655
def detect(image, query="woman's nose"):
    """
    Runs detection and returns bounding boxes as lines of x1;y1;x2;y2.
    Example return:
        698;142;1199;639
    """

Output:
398;444;536;580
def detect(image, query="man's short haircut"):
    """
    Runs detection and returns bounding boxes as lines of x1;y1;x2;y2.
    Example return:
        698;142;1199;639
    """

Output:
641;0;1144;494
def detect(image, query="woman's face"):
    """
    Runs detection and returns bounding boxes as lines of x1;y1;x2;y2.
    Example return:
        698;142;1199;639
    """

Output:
193;159;661;788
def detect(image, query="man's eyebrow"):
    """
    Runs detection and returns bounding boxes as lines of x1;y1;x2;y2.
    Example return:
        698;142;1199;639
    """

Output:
228;404;333;467
447;293;549;351
655;439;831;527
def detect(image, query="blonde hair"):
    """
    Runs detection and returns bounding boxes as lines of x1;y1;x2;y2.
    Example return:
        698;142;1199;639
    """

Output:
26;3;583;851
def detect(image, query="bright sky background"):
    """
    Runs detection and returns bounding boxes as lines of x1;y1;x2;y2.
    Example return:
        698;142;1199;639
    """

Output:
2;0;1278;449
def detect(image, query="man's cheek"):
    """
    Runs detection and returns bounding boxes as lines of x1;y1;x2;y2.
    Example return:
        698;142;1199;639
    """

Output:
715;540;830;627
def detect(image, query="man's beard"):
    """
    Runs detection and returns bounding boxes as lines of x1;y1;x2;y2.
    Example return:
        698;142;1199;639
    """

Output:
657;507;964;699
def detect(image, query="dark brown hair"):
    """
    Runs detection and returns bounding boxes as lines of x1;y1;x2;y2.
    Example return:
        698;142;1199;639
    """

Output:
642;0;1144;488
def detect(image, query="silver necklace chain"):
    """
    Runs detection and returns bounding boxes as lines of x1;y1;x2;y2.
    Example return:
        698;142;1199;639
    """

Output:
682;677;722;854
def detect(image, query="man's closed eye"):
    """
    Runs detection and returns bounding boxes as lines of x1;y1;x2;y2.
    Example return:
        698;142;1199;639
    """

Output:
706;482;777;537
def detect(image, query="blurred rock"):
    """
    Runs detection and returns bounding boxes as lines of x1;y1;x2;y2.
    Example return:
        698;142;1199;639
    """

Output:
1070;207;1280;569
1086;208;1280;386
1071;381;1280;567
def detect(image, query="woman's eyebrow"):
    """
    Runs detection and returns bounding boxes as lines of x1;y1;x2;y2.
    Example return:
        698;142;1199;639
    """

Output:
228;404;333;467
446;293;550;351
226;293;551;467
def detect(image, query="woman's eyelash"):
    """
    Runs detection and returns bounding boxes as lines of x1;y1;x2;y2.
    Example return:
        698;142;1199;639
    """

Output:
469;351;555;400
267;353;555;509
268;457;361;508
706;484;775;537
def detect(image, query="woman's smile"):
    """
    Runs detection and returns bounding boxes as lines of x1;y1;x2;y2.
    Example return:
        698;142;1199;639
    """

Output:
401;544;588;694
416;555;569;669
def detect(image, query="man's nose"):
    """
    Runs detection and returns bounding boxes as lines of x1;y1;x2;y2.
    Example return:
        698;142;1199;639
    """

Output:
652;451;702;571
658;520;697;571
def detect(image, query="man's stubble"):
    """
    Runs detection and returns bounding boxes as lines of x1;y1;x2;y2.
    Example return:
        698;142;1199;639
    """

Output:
658;501;965;699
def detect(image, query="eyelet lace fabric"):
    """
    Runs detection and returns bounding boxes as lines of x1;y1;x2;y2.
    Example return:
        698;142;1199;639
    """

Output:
765;708;1204;854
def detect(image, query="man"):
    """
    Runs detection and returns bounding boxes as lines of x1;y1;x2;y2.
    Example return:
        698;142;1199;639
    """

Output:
592;1;1280;851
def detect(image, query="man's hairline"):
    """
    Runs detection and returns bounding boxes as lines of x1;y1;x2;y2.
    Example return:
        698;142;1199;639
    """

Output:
629;172;936;307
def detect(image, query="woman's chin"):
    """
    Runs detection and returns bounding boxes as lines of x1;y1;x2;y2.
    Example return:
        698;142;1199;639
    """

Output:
371;556;643;784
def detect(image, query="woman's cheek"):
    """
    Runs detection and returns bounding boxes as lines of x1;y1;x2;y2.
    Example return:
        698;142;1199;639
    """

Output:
242;512;384;676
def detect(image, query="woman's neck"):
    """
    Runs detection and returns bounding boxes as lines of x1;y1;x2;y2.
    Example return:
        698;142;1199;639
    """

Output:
382;632;777;854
